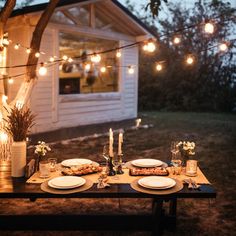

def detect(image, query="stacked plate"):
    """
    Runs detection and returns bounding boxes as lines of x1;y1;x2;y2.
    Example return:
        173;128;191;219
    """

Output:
131;158;163;168
48;176;86;189
138;176;176;190
61;158;92;167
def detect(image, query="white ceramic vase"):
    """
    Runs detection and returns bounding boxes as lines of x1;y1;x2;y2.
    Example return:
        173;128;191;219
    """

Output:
11;141;26;177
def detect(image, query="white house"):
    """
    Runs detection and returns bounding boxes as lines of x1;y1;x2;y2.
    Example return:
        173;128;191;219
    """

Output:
4;0;154;134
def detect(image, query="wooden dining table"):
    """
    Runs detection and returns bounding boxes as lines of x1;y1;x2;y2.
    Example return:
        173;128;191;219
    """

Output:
0;167;216;236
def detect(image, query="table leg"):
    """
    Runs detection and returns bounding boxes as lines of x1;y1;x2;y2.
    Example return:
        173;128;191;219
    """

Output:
152;199;164;236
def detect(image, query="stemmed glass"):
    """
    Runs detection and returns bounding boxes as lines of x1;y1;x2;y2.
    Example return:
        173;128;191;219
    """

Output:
170;142;182;175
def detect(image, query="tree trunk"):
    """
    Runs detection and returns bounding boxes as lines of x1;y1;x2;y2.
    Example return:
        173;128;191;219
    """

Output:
0;0;16;99
26;0;60;82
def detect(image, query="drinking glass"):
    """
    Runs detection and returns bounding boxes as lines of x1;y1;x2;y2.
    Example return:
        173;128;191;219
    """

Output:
39;160;50;178
186;160;198;176
170;142;182;174
48;158;57;172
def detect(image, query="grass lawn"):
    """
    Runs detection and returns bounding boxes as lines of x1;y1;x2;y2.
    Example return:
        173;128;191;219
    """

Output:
1;112;235;236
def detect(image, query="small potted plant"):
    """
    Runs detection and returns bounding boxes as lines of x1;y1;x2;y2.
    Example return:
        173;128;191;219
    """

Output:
4;105;35;177
34;141;51;171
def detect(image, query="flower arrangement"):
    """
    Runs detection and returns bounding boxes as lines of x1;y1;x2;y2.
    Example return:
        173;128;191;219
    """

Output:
176;141;196;156
34;141;51;157
4;105;35;142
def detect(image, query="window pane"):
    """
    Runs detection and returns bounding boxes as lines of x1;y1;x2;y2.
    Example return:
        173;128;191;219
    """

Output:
59;32;119;95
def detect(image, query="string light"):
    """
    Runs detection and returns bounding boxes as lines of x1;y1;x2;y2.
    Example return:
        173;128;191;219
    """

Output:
2;36;9;47
62;55;68;61
85;63;91;71
156;63;163;71
143;39;156;52
8;78;14;84
68;57;73;63
0;131;8;143
49;56;55;62
116;51;122;58
204;22;214;34
38;63;47;76
219;42;228;52
35;52;40;58
128;66;134;74
2;95;8;103
173;36;181;44
186;55;194;65
91;53;101;63
14;44;20;50
100;66;106;73
26;48;31;54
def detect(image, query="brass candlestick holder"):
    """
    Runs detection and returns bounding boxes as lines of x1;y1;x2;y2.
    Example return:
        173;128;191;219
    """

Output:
108;156;116;176
116;154;124;174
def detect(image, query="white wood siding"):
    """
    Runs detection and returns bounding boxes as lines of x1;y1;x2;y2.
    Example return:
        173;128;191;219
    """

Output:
6;25;139;134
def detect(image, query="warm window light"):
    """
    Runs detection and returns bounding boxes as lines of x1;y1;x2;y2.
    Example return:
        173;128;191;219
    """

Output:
186;56;194;65
8;78;14;84
116;51;122;58
62;55;68;61
26;48;31;54
2;95;8;103
14;44;20;50
219;42;228;52
143;39;156;52
173;36;181;44
35;52;40;58
128;66;134;74
156;63;163;71
204;22;214;34
85;63;91;71
100;66;106;73
91;53;101;63
38;63;47;76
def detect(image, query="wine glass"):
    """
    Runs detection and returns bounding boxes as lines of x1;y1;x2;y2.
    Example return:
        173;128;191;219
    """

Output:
170;142;182;174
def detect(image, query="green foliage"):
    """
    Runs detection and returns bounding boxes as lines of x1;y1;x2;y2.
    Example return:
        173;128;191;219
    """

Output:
4;106;35;141
137;0;236;112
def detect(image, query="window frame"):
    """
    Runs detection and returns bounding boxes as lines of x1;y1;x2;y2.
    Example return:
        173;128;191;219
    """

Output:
58;30;122;101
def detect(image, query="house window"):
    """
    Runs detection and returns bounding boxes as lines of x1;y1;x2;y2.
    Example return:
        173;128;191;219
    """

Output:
59;32;119;95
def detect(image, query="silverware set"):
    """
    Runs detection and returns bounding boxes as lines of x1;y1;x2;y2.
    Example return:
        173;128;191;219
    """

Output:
183;178;201;190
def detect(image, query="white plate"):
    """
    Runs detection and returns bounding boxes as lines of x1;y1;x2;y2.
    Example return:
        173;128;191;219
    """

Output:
131;159;163;168
61;158;92;167
138;176;176;189
48;176;86;189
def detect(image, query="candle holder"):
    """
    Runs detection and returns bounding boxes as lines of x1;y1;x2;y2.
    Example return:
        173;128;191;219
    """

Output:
107;156;116;176
116;154;124;174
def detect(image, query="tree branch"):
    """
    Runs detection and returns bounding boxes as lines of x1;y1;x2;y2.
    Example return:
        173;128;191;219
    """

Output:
26;0;60;81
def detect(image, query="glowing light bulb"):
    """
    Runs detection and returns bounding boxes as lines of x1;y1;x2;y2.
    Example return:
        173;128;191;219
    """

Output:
186;56;194;65
100;66;106;73
204;22;214;34
35;52;40;58
143;39;156;52
116;51;122;58
173;36;181;44
128;66;134;74
85;63;91;70
26;48;31;54
156;64;163;71
14;44;20;50
68;57;73;63
91;53;101;63
2;38;9;46
62;55;68;61
38;63;47;76
219;43;228;52
8;78;14;84
49;56;55;62
0;131;8;143
2;95;8;103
